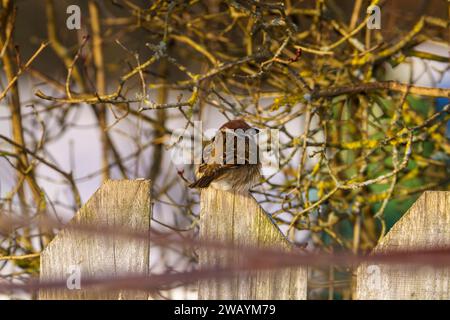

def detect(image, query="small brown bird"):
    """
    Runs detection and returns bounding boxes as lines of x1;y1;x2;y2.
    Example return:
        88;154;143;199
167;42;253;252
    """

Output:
189;119;261;193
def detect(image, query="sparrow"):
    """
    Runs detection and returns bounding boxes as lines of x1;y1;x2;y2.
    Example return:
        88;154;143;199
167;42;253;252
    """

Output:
189;119;261;193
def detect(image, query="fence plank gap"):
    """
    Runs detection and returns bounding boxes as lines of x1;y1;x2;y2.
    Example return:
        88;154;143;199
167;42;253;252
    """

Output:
356;191;450;300
39;179;152;300
198;188;307;300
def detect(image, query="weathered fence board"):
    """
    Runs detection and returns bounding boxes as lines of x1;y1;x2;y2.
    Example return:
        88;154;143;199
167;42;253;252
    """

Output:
39;179;152;300
39;179;447;300
356;191;450;299
198;188;307;299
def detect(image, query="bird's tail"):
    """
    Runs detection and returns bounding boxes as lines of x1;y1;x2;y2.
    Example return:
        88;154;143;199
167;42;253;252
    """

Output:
189;175;215;189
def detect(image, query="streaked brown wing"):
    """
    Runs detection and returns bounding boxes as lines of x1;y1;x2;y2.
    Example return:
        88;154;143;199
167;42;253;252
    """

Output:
190;163;238;188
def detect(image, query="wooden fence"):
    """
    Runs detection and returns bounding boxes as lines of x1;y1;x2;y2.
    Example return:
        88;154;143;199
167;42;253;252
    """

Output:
39;180;449;299
198;188;306;299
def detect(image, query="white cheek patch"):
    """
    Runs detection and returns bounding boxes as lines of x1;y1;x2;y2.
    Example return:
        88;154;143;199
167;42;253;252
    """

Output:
211;180;233;191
